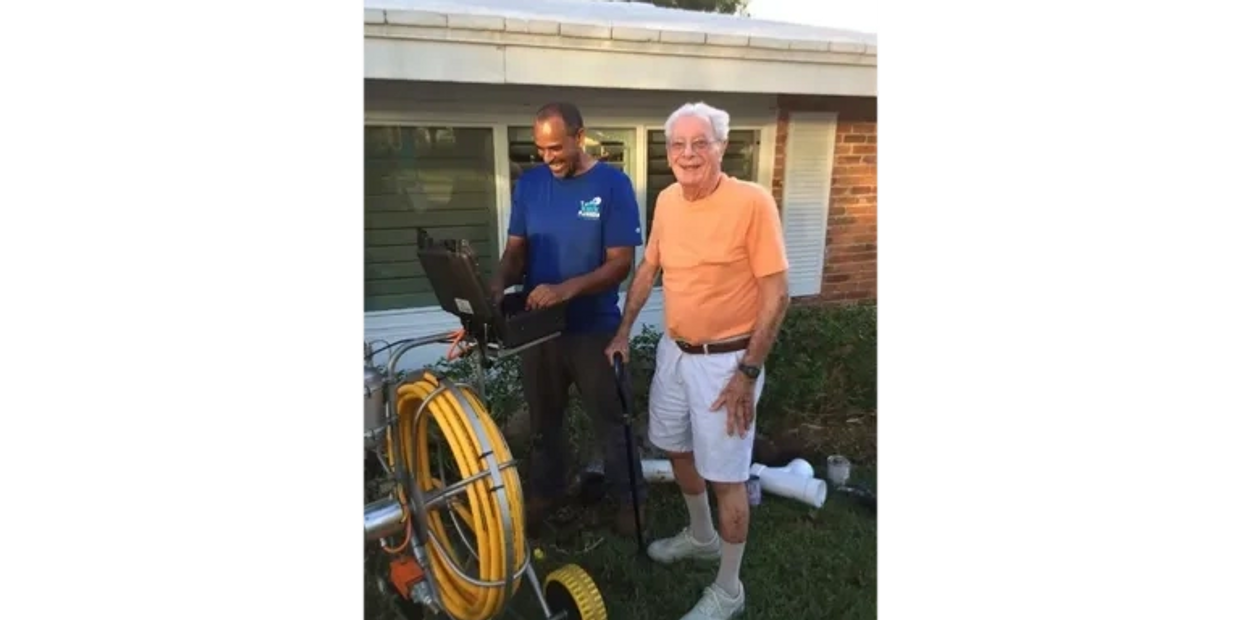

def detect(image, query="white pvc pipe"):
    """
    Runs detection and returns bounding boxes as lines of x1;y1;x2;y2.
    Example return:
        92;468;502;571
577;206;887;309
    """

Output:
750;458;814;479
639;458;828;509
641;459;676;483
751;470;828;509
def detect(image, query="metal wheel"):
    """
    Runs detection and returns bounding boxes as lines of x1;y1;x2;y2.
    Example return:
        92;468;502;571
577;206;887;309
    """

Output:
542;564;606;620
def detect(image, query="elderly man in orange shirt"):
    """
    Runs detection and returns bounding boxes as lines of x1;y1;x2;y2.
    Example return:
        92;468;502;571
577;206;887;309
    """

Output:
605;101;790;620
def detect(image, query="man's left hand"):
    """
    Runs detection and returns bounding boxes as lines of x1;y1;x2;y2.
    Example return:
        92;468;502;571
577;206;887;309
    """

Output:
526;283;574;309
710;371;757;438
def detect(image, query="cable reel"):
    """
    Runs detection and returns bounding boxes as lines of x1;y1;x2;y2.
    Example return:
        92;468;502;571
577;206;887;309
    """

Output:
364;351;606;620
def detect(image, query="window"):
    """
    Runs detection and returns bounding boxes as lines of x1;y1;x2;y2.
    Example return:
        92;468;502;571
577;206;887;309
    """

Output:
506;127;642;285
644;129;761;282
364;125;497;312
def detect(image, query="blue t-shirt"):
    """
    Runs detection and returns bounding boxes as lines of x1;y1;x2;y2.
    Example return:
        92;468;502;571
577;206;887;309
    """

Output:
507;163;643;333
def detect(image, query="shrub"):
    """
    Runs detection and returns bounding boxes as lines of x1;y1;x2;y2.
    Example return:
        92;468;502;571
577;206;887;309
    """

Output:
761;302;877;427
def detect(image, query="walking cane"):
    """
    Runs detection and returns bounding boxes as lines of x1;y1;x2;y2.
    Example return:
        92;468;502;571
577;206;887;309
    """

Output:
612;352;646;556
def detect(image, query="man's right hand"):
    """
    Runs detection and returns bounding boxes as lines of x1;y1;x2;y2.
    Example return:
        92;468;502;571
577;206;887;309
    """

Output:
604;331;631;364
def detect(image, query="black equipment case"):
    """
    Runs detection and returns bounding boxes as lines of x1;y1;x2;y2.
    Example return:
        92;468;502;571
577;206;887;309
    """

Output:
415;231;566;349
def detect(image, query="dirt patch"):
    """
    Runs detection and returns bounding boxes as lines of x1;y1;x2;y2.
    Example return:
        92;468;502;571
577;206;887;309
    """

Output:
754;408;877;467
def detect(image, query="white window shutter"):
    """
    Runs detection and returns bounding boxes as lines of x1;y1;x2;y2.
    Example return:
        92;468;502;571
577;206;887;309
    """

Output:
781;112;838;298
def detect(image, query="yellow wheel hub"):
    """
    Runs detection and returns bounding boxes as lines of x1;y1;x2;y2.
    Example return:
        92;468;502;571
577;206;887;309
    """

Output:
543;564;607;620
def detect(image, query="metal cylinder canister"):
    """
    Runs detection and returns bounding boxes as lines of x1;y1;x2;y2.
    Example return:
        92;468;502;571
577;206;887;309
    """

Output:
364;361;386;445
364;497;405;541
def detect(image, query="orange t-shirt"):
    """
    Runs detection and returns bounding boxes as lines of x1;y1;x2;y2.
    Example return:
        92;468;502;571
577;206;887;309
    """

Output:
645;175;789;345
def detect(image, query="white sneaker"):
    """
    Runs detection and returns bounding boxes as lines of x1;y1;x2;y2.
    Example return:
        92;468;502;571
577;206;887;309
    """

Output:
680;583;746;620
646;527;722;564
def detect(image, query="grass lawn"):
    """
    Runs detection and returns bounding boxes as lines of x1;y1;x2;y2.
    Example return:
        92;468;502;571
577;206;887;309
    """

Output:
366;463;876;620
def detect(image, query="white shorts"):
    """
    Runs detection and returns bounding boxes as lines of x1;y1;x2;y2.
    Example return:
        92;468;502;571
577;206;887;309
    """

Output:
647;334;766;483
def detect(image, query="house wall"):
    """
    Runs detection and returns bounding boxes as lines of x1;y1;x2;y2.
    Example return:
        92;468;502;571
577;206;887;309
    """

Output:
774;95;878;305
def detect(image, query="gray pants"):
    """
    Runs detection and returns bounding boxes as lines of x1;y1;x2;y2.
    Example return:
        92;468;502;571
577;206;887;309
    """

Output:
519;331;646;506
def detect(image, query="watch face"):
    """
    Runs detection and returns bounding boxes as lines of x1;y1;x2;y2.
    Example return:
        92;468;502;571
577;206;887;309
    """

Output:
740;365;760;378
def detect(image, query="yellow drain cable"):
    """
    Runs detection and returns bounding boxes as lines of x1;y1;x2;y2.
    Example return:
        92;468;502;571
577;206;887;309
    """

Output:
385;372;527;620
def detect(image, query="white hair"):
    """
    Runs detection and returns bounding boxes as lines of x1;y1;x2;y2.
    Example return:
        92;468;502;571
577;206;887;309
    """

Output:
663;102;731;143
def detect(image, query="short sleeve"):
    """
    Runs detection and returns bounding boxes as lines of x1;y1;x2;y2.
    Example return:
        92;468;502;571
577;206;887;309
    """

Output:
507;177;527;238
746;187;789;278
603;172;643;248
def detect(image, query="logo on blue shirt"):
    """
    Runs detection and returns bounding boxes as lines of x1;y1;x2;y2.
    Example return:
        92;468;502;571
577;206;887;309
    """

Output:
577;196;602;220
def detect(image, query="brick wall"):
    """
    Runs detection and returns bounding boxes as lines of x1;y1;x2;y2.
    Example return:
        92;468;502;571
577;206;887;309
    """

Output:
773;95;878;305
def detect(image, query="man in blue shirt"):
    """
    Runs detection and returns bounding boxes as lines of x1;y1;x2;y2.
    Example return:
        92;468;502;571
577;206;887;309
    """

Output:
488;102;647;538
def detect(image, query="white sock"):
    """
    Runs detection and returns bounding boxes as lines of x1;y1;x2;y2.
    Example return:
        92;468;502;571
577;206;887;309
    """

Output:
684;492;716;543
714;541;745;598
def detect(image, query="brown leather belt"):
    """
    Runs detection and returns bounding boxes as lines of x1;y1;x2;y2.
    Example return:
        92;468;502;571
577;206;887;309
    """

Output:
674;337;751;355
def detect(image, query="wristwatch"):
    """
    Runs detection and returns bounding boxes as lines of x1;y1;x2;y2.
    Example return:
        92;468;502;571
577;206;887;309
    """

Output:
737;363;762;380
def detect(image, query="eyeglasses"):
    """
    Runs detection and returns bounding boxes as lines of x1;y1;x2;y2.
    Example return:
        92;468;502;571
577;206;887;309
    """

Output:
668;139;718;155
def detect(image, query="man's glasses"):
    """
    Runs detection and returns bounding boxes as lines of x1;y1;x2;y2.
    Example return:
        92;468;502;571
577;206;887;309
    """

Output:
668;139;717;155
